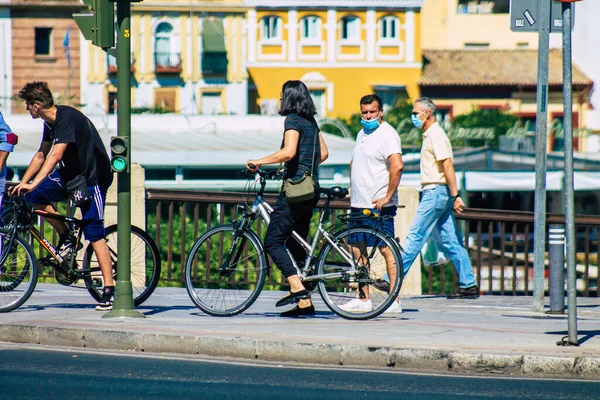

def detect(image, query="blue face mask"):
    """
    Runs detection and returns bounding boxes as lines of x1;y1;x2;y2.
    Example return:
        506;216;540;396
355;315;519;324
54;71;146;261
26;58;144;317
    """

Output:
360;118;380;133
411;113;424;129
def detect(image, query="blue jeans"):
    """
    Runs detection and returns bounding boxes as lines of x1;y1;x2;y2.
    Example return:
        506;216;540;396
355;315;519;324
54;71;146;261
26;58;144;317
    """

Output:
401;185;476;288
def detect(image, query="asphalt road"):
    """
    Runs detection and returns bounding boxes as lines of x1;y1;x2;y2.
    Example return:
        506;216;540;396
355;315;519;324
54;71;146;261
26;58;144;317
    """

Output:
0;345;597;400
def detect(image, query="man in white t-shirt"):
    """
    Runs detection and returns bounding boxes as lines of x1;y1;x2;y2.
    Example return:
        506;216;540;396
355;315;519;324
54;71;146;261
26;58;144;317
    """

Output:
341;94;404;314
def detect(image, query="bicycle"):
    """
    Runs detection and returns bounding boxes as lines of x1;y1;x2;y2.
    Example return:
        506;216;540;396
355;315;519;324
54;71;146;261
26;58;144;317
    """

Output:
0;194;161;312
184;167;403;320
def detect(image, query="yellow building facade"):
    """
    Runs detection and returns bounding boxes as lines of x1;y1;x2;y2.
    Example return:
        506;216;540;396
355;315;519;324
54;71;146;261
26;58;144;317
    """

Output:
79;0;425;119
81;0;249;116
245;0;425;119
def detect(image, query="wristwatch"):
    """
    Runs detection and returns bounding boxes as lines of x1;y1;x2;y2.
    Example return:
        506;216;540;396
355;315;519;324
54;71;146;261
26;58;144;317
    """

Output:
451;195;460;202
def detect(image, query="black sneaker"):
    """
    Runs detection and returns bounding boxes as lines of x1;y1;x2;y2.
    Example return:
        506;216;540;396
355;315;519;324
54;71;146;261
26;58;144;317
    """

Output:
447;285;480;299
95;287;114;311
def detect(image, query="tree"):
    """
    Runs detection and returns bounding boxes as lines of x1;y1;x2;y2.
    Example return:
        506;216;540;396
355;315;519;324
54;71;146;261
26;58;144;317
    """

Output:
451;108;518;147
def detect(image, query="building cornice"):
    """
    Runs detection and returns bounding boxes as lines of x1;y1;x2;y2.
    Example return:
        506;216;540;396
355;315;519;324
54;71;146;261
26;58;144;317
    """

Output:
244;0;424;8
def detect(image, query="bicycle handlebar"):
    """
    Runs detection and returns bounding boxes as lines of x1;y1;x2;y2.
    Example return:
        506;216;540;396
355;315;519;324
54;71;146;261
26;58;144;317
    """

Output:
243;165;282;180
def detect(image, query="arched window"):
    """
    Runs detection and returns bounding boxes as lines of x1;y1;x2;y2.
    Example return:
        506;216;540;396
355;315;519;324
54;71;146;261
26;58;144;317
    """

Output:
379;16;399;40
300;16;321;40
340;16;360;40
261;16;281;40
155;22;173;67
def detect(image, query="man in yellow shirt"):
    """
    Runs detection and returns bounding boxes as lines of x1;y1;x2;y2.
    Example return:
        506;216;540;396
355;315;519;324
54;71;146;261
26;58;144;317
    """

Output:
402;97;479;299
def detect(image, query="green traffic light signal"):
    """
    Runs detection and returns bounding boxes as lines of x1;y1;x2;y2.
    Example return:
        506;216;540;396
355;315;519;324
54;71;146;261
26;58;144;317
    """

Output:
111;156;127;172
110;136;129;173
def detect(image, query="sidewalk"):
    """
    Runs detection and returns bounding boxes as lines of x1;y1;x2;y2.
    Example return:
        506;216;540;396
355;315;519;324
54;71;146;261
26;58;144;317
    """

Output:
1;284;599;378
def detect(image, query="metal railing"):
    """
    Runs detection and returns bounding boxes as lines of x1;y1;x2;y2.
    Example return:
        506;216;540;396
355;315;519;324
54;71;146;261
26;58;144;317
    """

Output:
145;189;600;296
146;189;349;289
154;52;182;72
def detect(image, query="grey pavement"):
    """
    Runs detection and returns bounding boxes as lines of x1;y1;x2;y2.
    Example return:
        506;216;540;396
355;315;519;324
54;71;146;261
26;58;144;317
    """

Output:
1;284;600;378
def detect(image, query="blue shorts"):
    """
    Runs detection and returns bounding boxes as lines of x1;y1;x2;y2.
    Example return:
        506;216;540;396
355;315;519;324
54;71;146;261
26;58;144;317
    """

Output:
348;206;396;247
27;170;108;242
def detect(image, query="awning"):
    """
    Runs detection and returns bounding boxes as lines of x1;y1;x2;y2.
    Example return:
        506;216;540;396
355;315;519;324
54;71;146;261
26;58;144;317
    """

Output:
202;19;226;53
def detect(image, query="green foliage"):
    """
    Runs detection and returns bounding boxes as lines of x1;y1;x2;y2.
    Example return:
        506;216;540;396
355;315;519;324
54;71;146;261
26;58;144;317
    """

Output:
131;105;170;114
450;108;518;147
421;262;456;295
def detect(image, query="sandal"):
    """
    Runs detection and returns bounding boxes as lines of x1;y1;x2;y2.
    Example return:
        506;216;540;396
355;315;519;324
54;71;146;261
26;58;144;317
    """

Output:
275;289;311;307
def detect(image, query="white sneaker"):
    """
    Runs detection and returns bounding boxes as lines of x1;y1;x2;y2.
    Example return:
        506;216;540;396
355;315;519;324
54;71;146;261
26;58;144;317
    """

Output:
339;298;373;313
383;300;402;314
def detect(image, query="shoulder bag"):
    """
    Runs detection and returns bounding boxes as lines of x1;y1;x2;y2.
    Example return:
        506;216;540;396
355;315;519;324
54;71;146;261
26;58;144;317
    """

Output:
282;128;318;204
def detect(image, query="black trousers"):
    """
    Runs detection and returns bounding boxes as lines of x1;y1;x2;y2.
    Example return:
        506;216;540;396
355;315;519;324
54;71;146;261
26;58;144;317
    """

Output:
264;192;318;278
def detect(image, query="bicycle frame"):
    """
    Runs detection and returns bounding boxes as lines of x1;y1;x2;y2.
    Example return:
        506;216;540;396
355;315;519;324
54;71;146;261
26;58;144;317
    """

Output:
236;187;358;283
2;197;84;273
27;209;84;268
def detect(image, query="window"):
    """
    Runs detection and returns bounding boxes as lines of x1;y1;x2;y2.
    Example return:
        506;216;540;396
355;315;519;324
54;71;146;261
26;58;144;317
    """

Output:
379;16;399;40
309;89;325;115
301;16;321;40
340;16;360;40
155;22;173;67
434;106;453;125
374;86;408;112
145;168;177;181
464;42;490;49
108;91;117;115
261;16;281;40
35;27;52;56
457;0;509;14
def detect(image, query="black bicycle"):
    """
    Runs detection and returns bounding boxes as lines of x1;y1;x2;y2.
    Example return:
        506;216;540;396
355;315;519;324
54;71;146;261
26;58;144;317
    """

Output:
0;194;161;312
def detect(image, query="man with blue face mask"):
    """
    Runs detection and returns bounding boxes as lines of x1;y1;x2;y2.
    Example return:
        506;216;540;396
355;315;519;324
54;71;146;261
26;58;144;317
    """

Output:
402;97;479;299
341;94;404;315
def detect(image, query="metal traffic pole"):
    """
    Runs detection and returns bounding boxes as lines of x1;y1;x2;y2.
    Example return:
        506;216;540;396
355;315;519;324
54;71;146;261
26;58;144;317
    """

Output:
558;0;579;346
532;0;551;313
104;0;144;319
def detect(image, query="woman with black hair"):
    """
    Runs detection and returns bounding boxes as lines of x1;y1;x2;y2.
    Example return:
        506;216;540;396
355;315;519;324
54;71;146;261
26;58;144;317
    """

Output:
246;80;329;317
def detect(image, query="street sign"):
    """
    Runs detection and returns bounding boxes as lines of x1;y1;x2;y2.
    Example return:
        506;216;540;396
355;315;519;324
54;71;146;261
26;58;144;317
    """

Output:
510;0;575;33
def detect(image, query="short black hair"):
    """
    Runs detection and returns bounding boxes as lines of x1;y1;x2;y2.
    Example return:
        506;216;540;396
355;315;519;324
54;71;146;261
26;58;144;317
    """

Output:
18;81;54;109
278;80;317;118
360;94;383;111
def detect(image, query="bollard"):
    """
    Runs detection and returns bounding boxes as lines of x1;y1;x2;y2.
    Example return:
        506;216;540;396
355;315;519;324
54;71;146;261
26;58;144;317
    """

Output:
548;224;565;314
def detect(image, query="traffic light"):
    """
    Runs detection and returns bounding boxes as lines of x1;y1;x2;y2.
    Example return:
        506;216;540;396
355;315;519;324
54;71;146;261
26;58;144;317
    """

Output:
110;136;129;173
73;0;115;49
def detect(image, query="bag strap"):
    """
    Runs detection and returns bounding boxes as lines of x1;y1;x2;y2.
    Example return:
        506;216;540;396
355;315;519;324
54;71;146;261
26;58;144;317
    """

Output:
308;121;318;177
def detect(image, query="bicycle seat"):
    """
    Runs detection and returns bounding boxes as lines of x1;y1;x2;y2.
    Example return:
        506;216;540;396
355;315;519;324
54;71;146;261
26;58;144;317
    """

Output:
319;186;349;199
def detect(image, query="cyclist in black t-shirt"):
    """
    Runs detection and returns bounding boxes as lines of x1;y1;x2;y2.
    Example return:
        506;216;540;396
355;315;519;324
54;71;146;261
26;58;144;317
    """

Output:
13;81;116;311
246;80;329;317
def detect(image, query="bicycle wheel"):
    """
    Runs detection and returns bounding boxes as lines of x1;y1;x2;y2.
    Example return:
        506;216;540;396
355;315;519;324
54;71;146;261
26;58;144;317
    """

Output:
0;228;38;312
316;227;402;320
83;225;161;306
185;225;267;316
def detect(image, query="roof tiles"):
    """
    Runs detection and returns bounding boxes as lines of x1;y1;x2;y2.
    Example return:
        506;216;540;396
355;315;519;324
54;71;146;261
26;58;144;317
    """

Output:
421;49;592;87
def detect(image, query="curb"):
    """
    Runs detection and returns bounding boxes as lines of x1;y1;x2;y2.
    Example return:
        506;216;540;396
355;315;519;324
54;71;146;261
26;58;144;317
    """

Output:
2;324;599;378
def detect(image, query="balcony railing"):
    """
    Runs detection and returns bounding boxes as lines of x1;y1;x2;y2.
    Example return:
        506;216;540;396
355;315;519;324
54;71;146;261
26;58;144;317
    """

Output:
107;54;135;74
145;189;600;297
154;52;182;74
